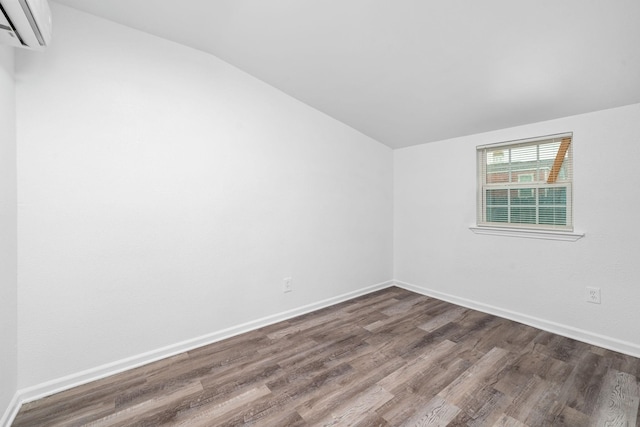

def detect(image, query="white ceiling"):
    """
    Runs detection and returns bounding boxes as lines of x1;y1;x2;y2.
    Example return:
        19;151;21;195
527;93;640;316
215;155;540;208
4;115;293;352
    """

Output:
52;0;640;149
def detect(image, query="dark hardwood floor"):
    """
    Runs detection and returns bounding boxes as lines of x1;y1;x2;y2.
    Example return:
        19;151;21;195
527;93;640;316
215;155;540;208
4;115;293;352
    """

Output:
12;287;640;426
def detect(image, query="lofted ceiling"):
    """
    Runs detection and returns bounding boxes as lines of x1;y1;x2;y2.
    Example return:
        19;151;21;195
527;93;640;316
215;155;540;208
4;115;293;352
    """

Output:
51;0;640;149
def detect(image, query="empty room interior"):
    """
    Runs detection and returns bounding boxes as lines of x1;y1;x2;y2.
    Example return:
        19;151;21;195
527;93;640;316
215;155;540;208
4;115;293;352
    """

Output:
1;0;640;425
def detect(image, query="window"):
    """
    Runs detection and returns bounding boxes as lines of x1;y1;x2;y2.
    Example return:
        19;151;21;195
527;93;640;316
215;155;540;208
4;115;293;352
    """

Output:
477;133;573;231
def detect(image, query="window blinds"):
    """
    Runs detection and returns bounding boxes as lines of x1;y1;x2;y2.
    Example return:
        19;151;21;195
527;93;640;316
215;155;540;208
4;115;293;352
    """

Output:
477;133;573;230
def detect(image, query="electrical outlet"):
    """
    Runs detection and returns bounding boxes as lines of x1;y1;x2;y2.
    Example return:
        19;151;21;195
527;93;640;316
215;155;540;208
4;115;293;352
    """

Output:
586;287;601;304
283;277;292;293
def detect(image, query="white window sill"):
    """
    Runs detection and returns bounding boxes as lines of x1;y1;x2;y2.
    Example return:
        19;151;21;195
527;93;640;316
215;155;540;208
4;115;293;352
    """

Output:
469;226;585;242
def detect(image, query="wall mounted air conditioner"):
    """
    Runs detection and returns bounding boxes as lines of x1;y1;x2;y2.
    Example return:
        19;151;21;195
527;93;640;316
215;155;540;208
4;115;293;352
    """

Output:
0;0;51;50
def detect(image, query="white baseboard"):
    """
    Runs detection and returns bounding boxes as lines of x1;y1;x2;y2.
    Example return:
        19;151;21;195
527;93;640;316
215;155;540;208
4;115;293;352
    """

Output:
393;280;640;359
0;392;21;427
12;280;393;415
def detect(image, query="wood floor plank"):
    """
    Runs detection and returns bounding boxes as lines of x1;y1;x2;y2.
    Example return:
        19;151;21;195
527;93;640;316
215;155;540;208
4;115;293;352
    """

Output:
379;294;428;317
492;413;528;427
296;356;405;424
437;346;509;406
377;339;456;393
84;379;203;427
315;384;393;426
12;286;640;426
556;349;612;417
47;401;116;427
378;358;470;425
459;387;509;427
591;369;640;427
398;395;460;427
172;384;272;427
417;306;467;333
542;401;591;426
503;375;549;422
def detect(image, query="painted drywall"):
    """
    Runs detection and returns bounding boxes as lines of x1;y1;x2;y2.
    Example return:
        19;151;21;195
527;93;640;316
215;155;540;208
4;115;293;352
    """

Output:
394;103;640;355
16;3;392;391
0;44;18;423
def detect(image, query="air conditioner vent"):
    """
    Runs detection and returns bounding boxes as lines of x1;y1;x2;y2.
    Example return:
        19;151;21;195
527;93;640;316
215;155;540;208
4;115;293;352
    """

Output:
0;0;51;50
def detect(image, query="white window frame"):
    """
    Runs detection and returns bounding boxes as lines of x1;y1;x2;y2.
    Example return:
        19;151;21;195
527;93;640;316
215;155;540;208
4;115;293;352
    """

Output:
470;132;584;241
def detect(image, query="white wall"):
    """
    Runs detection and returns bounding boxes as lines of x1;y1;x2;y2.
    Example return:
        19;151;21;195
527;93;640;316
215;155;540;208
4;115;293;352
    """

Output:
395;103;640;355
0;44;18;424
16;4;393;391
